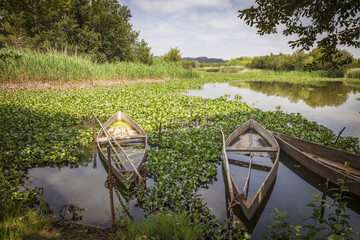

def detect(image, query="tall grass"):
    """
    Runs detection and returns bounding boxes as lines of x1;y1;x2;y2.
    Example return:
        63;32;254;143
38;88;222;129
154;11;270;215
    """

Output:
118;212;202;240
0;48;198;85
216;69;360;82
0;210;52;240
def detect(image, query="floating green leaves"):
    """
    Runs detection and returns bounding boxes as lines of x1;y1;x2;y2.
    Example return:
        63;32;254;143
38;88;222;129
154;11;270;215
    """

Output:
0;76;359;238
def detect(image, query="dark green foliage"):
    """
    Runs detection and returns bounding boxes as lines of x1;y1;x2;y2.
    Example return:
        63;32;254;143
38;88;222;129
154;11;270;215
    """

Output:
265;169;360;240
181;60;196;70
163;47;182;62
248;49;354;75
182;56;227;64
238;0;360;69
0;0;152;63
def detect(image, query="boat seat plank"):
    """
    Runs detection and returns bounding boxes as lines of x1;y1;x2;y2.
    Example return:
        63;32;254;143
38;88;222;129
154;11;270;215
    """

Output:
97;134;146;143
228;159;272;172
226;146;278;152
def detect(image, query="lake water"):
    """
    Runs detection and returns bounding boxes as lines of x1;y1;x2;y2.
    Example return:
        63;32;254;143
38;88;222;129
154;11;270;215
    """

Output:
186;81;360;138
29;80;360;237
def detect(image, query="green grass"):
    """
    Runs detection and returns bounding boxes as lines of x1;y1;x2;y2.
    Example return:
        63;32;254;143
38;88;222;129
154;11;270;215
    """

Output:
117;212;202;240
201;69;360;83
0;210;53;240
347;69;360;79
0;48;198;85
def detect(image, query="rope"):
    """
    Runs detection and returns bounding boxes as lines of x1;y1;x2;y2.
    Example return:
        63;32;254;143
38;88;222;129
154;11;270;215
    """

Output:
228;193;246;210
104;175;115;190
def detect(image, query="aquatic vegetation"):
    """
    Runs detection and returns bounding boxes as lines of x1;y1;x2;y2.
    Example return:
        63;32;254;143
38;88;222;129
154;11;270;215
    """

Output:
0;76;359;238
265;175;360;239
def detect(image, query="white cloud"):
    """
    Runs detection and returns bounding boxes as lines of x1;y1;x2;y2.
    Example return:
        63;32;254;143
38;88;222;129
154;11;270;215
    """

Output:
131;0;232;13
127;0;360;59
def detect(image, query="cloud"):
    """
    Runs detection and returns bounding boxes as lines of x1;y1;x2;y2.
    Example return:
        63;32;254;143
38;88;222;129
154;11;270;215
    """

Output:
127;0;360;59
131;0;232;13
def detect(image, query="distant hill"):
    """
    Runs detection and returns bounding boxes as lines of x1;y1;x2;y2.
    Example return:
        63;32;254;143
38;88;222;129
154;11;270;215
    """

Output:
182;56;228;63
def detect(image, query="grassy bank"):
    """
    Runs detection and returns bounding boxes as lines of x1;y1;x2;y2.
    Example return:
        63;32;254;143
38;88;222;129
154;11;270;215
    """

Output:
0;48;198;86
200;69;360;83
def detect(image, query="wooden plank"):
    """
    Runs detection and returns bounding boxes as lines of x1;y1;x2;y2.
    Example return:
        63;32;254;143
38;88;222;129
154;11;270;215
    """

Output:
228;159;272;172
97;134;146;143
226;146;278;152
221;128;235;201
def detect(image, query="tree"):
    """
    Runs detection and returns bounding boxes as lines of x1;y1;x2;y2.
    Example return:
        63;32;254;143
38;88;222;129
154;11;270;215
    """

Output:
0;0;153;64
163;47;182;62
238;0;360;69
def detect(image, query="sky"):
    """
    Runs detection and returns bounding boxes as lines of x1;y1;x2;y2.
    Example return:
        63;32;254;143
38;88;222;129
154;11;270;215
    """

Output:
122;0;360;60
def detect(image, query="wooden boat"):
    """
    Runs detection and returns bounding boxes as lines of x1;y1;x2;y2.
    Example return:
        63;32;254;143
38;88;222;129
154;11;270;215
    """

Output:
221;119;280;220
271;132;360;197
95;111;147;185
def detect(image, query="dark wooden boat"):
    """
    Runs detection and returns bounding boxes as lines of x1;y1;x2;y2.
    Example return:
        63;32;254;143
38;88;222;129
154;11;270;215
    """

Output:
95;111;147;185
272;132;360;197
222;119;280;220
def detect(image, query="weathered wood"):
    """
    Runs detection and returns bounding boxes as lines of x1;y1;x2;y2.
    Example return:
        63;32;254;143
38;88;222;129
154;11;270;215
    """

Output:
223;119;280;220
225;146;278;152
94;115;129;172
334;127;346;146
242;152;253;198
97;134;147;143
221;128;234;205
228;159;272;172
95;114;143;182
107;146;115;227
272;132;360;198
95;111;148;185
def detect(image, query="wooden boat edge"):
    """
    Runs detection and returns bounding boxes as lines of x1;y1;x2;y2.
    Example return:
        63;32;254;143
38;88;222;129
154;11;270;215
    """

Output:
271;131;360;197
223;119;280;220
96;111;148;184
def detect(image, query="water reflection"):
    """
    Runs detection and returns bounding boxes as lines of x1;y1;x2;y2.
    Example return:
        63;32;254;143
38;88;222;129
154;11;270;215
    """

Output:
230;81;360;108
185;81;360;138
199;152;360;239
29;153;146;227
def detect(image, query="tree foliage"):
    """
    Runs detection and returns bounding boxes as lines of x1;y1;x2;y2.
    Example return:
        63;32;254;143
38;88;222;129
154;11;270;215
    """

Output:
238;0;360;69
248;49;354;75
0;0;153;64
163;47;182;62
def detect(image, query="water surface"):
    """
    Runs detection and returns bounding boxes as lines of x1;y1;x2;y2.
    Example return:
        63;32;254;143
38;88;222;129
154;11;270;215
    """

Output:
185;81;360;138
29;80;360;237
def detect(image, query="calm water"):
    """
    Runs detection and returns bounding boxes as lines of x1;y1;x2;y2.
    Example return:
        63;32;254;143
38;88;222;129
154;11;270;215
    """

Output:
29;80;360;237
186;81;360;138
29;152;148;228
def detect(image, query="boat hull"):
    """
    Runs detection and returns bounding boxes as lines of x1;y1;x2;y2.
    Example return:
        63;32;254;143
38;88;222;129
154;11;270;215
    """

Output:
272;132;360;197
222;119;280;220
96;111;147;185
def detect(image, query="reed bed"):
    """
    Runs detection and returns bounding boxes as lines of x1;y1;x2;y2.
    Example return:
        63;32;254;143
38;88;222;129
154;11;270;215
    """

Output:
0;48;198;85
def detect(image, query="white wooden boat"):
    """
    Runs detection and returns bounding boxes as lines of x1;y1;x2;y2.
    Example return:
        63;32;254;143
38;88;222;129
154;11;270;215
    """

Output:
222;119;280;220
95;111;147;185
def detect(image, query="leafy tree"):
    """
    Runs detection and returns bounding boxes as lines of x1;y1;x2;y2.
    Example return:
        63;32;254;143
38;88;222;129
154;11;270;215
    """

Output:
163;47;182;62
238;0;360;69
0;0;152;64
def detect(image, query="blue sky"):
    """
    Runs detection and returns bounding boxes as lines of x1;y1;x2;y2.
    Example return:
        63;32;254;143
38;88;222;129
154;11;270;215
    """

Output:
122;0;360;60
